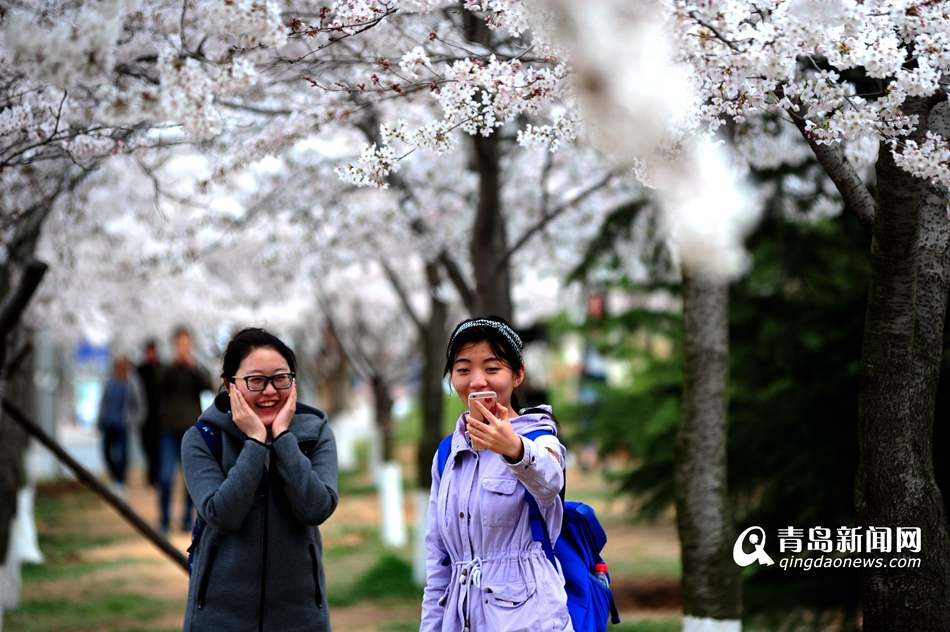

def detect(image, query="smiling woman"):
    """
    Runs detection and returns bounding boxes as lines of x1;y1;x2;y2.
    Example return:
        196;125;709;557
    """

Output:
181;327;339;632
420;316;572;632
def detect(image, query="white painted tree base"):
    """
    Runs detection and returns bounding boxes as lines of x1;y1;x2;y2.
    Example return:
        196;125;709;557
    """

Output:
683;615;742;632
412;490;429;585
377;461;407;547
13;487;43;564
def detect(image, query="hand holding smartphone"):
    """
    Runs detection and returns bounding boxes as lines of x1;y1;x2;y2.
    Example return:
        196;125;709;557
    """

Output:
467;390;497;423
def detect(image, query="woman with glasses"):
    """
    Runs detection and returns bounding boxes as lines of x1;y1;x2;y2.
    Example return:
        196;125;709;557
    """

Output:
182;327;338;632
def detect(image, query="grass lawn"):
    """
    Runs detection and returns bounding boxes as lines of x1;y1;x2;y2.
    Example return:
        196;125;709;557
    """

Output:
7;439;680;631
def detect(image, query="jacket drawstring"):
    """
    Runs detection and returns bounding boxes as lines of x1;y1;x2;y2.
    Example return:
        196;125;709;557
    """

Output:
457;556;482;630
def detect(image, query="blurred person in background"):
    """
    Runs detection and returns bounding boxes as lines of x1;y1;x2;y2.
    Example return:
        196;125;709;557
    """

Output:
158;326;212;534
136;339;163;488
97;354;146;497
420;316;572;632
182;327;338;631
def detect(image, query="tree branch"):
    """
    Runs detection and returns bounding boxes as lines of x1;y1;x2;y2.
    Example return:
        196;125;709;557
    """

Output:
1;397;189;572
494;170;616;275
0;260;48;336
379;256;425;334
786;101;876;226
437;249;475;312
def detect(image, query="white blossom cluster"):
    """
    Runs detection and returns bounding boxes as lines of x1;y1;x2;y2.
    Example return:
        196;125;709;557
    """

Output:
66;135;118;163
517;107;578;152
0;84;64;146
336;143;400;187
462;0;531;37
893;131;950;187
212;114;318;179
329;0;397;28
4;0;124;90
441;56;567;134
198;1;288;49
668;0;950;187
159;50;223;139
339;51;571;185
398;46;432;79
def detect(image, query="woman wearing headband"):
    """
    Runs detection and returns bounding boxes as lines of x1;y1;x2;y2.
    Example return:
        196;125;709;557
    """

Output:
420;316;573;631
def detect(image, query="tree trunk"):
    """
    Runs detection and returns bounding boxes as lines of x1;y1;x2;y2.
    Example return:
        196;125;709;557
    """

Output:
674;271;741;626
0;260;48;561
372;374;395;462
470;133;513;320
858;96;950;632
417;262;448;489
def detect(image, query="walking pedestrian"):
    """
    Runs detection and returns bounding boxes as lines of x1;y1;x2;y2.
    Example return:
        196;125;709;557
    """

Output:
97;354;146;497
136;339;163;488
158;326;212;533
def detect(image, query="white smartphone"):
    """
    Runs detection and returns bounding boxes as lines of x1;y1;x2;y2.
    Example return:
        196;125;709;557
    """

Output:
468;390;497;419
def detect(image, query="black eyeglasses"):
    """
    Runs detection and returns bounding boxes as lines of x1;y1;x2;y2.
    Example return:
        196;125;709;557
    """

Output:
230;372;295;392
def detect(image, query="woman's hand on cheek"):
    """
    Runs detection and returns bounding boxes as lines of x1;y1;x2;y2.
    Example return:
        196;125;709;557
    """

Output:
230;384;267;443
272;384;297;437
467;401;523;461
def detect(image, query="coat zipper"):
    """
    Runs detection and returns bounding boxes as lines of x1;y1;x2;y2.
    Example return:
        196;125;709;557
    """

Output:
258;468;270;632
464;451;478;629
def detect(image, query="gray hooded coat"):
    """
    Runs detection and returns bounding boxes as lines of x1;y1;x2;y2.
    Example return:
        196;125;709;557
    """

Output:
181;393;338;631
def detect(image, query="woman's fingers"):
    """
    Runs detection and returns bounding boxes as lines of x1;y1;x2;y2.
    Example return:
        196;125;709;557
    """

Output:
473;399;497;424
273;384;297;432
495;403;510;423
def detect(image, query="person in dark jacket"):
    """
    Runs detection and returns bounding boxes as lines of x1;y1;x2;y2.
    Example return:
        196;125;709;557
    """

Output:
136;339;163;488
158;326;213;533
181;327;339;632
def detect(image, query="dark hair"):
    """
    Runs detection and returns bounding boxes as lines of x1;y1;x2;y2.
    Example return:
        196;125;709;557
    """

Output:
172;325;192;340
220;327;297;390
444;316;525;409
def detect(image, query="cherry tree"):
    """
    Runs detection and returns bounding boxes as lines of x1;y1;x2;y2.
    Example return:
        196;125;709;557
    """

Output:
327;1;950;630
524;1;950;631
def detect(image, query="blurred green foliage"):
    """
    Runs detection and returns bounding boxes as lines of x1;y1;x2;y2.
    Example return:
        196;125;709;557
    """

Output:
562;205;877;626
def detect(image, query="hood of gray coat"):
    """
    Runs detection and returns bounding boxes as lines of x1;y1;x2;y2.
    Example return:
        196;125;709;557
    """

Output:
198;392;328;443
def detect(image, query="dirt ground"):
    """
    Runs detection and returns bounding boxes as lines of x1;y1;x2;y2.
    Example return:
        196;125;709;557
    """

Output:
14;463;681;631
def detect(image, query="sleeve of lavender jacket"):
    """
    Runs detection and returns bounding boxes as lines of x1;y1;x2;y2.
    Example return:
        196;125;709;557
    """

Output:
420;453;452;632
182;427;268;533
271;422;339;526
503;433;566;507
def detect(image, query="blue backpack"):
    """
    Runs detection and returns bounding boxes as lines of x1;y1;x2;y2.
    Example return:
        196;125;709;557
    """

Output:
436;425;621;632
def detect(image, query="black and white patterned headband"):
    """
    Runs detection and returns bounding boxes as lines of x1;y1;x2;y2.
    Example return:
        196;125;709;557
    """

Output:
448;319;524;362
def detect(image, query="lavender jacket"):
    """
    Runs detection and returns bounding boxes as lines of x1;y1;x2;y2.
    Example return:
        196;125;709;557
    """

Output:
420;406;574;632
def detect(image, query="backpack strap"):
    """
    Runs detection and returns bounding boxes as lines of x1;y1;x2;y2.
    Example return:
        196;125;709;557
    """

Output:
436;433;454;478
523;429;559;568
435;434;456;567
195;419;224;468
188;420;223;575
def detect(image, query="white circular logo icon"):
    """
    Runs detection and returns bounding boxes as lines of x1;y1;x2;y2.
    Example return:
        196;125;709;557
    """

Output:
733;526;776;567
